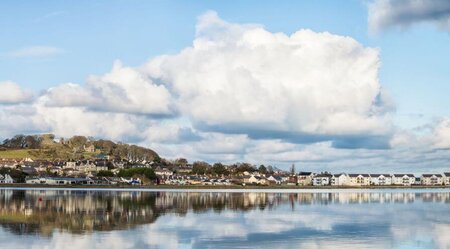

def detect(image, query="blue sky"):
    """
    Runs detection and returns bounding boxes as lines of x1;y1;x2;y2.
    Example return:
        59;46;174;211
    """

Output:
1;0;449;128
1;0;450;172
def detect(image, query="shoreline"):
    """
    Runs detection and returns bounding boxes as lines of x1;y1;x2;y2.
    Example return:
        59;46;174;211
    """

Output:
0;183;449;190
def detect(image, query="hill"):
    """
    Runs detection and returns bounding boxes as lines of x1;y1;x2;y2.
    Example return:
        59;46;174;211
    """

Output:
0;134;159;161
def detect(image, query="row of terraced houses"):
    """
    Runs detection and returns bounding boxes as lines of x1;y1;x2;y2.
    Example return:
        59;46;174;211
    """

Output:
298;172;450;186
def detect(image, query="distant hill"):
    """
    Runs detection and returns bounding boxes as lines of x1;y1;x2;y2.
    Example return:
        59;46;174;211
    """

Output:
0;134;159;161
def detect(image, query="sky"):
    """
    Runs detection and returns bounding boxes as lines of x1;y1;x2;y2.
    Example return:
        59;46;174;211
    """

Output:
0;0;450;172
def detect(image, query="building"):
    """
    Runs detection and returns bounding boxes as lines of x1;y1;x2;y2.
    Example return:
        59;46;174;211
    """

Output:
331;173;348;186
84;144;96;153
313;174;332;186
0;174;13;184
267;175;282;185
244;175;267;185
370;174;392;186
392;174;415;186
347;174;371;186
155;167;173;177
421;174;443;185
297;172;314;186
444;173;450;185
25;177;93;185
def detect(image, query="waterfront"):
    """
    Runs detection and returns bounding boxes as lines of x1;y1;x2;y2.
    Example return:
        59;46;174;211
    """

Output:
0;188;449;248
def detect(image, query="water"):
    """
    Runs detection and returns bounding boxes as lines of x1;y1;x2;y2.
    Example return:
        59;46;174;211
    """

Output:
0;188;448;249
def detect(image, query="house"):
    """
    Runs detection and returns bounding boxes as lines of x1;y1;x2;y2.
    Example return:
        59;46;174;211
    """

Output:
155;167;173;177
64;161;76;169
84;144;96;153
313;174;332;186
297;172;314;186
244;175;267;185
267;175;282;185
444;173;450;185
331;173;348;186
392;174;415;186
25;176;92;185
370;174;392;186
0;174;13;184
347;174;371;186
421;174;443;185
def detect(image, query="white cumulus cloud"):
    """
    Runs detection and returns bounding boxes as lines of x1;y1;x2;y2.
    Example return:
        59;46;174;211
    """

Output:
43;60;175;116
145;11;394;149
0;81;33;104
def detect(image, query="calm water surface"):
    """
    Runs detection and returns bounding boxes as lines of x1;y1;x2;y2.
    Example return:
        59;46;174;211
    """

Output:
0;188;449;249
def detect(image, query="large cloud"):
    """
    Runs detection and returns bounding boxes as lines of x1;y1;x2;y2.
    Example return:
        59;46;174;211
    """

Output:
43;61;174;116
145;11;394;148
0;81;33;104
369;0;450;33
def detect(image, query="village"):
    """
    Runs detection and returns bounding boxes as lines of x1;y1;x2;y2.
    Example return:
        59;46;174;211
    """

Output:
0;157;449;187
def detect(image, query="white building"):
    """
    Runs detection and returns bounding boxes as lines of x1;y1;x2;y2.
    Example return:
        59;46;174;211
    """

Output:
444;173;450;185
421;174;443;185
297;172;314;186
347;174;371;186
392;174;415;186
370;174;392;186
313;174;332;186
244;175;267;185
25;177;91;185
267;175;282;185
331;173;348;186
0;174;13;184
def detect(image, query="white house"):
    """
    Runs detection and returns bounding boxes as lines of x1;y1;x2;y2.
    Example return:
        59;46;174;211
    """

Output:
25;177;91;185
297;172;314;186
444;173;450;185
331;173;348;186
370;174;392;186
392;174;415;186
244;175;267;185
267;175;282;185
0;174;13;184
421;174;443;185
313;174;332;186
347;174;371;186
155;168;173;177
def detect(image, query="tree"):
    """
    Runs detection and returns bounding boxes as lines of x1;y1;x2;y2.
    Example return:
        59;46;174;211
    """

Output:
267;165;274;174
212;163;228;176
118;168;156;180
192;161;210;175
175;158;188;167
258;165;267;174
97;170;115;177
290;164;296;175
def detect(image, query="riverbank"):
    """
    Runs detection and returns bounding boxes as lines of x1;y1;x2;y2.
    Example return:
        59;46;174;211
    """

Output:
0;183;448;190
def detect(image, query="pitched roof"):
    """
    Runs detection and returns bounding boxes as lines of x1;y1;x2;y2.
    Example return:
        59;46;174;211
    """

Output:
422;174;442;177
393;174;415;177
348;174;370;177
370;174;391;177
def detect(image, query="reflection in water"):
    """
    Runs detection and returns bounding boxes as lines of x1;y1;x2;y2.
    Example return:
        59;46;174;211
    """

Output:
0;189;449;248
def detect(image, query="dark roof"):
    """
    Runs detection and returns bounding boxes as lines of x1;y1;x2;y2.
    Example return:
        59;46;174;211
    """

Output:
314;174;332;177
348;174;370;177
370;174;391;177
444;172;450;177
333;173;346;177
422;174;442;177
298;172;313;176
393;174;415;177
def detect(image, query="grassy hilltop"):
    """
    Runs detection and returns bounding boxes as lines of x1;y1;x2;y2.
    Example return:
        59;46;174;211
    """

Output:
0;134;159;161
